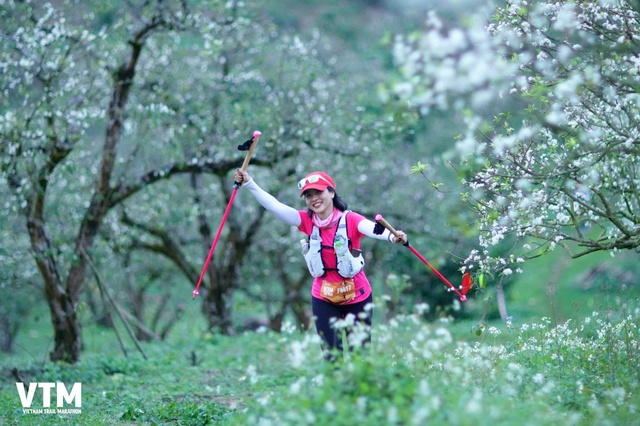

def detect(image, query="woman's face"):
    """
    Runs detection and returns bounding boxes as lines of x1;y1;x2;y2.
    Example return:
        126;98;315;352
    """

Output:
304;189;334;218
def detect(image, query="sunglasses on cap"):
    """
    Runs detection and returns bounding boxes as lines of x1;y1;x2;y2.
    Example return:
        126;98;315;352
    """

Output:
297;174;332;190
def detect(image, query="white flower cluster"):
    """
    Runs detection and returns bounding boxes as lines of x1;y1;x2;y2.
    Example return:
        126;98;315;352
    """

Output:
249;302;638;425
395;0;640;275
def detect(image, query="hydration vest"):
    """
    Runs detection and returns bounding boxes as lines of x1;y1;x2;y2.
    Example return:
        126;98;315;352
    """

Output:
301;211;365;278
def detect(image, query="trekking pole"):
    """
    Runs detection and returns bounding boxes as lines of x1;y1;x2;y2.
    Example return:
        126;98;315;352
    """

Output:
374;214;470;302
192;131;262;299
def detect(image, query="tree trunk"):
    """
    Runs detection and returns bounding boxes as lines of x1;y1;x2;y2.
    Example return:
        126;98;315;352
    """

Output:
269;253;310;331
203;265;236;334
47;293;82;363
496;282;508;322
0;317;18;353
27;210;85;362
40;27;148;363
193;174;240;335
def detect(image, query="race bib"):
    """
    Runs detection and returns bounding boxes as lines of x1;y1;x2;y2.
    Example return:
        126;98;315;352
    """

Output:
320;279;356;304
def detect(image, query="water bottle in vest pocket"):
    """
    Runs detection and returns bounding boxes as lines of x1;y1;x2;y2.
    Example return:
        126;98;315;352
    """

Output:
304;232;325;277
336;249;365;277
302;211;365;279
334;225;364;278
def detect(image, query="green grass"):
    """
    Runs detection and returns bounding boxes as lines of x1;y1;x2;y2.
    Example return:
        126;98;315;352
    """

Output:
2;249;640;425
508;249;638;321
2;325;296;425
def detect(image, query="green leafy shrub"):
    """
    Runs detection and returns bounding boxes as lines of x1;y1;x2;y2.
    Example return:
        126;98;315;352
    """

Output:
236;302;640;426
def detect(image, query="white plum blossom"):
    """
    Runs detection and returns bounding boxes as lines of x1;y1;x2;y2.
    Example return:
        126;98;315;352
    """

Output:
395;0;640;276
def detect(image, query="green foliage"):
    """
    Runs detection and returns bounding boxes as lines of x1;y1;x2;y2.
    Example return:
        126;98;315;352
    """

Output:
235;302;640;426
409;161;427;174
2;272;640;425
119;399;225;425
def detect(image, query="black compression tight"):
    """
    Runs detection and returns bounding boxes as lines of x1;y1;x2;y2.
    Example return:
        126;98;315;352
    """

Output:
312;294;373;359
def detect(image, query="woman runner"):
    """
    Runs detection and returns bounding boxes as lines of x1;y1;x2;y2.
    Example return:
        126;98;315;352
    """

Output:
234;169;407;360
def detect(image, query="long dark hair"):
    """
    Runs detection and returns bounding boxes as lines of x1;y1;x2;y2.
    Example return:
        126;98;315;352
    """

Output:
306;187;348;216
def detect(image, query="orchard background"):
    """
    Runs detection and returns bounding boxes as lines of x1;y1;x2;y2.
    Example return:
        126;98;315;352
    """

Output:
1;1;639;424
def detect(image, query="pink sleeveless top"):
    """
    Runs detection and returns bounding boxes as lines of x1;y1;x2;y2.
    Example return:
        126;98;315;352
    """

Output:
297;210;372;304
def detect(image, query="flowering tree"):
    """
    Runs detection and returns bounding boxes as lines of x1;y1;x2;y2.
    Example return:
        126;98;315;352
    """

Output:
393;0;640;279
1;0;401;361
